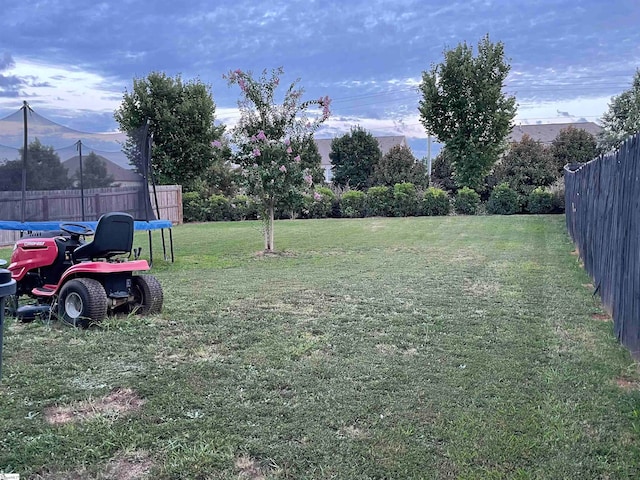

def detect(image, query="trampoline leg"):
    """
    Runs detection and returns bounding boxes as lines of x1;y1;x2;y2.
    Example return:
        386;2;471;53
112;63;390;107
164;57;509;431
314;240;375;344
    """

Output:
169;228;174;263
148;230;153;267
161;228;168;261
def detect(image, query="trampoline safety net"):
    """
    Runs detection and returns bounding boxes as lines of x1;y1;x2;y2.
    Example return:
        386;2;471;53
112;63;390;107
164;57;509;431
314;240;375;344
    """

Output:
0;103;156;222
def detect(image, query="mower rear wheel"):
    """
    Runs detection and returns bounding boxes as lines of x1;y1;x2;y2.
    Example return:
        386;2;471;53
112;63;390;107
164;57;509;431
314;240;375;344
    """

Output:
130;275;163;315
59;278;108;327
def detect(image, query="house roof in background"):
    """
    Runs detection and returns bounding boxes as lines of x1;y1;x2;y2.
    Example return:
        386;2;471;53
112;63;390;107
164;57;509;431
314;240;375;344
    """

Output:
63;155;142;183
314;135;408;167
509;122;603;144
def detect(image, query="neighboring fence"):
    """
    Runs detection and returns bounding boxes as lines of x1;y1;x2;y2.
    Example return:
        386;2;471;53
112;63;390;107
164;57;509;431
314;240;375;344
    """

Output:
150;184;183;225
565;133;640;357
0;185;182;247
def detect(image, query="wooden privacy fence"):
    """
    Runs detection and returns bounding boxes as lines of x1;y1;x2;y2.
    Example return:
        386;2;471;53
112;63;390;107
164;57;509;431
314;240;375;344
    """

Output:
565;133;640;357
0;185;182;247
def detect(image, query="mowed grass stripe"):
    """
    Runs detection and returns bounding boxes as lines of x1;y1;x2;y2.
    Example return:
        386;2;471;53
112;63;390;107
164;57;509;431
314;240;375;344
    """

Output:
0;216;638;479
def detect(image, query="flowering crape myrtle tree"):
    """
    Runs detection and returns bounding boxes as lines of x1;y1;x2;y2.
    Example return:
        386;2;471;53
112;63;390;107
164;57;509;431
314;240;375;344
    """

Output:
224;67;330;252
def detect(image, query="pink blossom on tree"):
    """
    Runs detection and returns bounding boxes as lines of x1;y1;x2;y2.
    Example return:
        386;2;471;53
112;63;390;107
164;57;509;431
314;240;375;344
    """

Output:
256;130;267;141
314;191;323;201
279;165;287;173
294;155;301;163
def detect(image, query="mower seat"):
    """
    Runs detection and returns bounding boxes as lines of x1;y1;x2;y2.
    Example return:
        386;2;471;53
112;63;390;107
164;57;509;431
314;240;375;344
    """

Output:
72;212;134;262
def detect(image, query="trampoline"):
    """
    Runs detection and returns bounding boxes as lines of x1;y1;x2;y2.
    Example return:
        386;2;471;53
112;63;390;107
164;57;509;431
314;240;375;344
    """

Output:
0;103;175;264
0;219;174;264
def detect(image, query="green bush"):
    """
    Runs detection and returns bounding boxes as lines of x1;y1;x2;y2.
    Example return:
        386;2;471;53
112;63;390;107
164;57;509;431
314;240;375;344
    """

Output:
487;183;520;215
183;191;209;222
208;194;230;221
548;177;565;213
527;187;555;214
341;190;367;218
229;194;258;221
307;187;335;219
365;186;393;216
392;182;419;217
422;187;450;216
454;187;480;215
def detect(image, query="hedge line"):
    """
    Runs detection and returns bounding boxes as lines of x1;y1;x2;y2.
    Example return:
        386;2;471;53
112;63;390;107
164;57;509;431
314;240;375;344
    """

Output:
183;182;564;222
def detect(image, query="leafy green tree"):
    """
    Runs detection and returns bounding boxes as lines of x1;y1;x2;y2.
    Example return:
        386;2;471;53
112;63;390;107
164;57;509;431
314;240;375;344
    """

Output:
430;147;457;193
372;144;428;188
599;70;640;152
226;67;330;252
114;71;225;191
330;126;381;189
550;126;598;174
76;152;114;188
493;135;556;199
419;35;517;190
0;139;71;191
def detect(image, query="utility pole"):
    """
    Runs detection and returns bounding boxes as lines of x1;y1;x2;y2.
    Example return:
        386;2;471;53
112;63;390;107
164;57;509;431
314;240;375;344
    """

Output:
427;133;432;179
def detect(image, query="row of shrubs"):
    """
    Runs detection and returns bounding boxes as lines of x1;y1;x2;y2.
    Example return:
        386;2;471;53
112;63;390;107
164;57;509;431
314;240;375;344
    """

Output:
183;182;563;222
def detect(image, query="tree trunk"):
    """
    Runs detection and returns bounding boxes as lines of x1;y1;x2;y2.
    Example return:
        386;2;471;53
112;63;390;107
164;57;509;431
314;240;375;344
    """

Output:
264;203;275;252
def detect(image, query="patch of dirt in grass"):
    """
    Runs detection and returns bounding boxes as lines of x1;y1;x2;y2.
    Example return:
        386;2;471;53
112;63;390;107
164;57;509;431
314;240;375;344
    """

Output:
338;425;369;439
254;250;297;258
570;249;580;256
235;454;274;480
616;378;640;390
591;313;611;321
376;343;399;355
582;283;594;290
34;451;153;480
44;388;145;425
450;250;481;263
464;280;500;296
104;451;154;480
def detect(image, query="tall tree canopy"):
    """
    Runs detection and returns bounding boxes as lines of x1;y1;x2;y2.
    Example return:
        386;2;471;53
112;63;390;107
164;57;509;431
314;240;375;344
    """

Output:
76;152;115;188
114;71;225;191
418;35;516;190
550;126;598;174
0;139;71;191
330;126;381;189
599;70;640;152
492;135;556;199
226;67;330;252
372;144;428;187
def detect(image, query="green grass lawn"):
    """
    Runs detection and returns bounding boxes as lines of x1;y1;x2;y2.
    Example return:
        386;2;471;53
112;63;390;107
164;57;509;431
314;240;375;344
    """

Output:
1;216;639;479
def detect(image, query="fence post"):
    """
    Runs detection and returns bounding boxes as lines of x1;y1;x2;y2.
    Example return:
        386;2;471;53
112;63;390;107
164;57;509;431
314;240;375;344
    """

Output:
42;195;49;221
0;267;17;382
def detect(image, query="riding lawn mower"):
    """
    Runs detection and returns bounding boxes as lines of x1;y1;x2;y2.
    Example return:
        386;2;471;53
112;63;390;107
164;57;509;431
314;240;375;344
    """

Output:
5;212;163;327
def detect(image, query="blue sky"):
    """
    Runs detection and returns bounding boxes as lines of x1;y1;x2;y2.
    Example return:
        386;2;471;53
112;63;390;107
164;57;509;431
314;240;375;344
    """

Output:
1;0;639;159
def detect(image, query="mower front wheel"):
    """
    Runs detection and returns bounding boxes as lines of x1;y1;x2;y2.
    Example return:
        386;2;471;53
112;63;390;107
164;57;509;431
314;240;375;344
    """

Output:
130;275;163;315
59;278;108;327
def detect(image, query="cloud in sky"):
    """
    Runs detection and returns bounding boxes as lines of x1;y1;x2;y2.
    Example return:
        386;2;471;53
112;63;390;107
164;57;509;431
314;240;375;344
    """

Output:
1;0;639;157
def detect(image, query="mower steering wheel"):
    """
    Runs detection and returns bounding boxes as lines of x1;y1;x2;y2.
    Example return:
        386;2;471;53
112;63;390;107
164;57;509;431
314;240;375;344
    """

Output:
60;223;94;238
